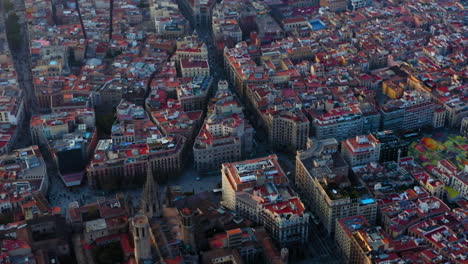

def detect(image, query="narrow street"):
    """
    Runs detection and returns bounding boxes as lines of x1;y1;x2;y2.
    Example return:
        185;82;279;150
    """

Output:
8;0;38;114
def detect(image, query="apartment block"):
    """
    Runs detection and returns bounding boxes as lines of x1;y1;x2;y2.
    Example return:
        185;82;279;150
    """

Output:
264;109;310;151
0;145;49;195
380;194;450;238
335;215;370;264
30;109;96;186
351;226;394;264
172;35;208;61
222;155;309;248
352;161;415;199
87;136;185;189
349;0;370;10
431;160;468;199
341;134;381;167
320;0;347;12
308;105;363;141
180;59;210;78
246;84;309;152
224;44;269;97
194;80;253;172
408;213;467;263
176;76;213;112
433;107;447;128
447;99;468;128
372;130;409;163
0;96;24;126
461;117;468;137
207;227;286;264
381;91;436;132
399;157;445;199
296;140;377;234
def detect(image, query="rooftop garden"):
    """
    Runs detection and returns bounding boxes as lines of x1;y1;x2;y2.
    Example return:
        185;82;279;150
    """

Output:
325;182;368;200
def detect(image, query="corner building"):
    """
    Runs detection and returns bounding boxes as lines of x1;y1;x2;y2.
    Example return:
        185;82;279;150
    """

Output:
221;155;309;248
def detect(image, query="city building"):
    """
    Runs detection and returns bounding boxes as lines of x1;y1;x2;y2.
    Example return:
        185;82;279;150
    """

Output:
341;134;381;167
0;89;24;154
68;194;131;233
180;59;210;78
442;97;467;128
264;108;310;152
94;79;144;108
381;91;436;132
172;190;249;252
0;123;17;155
399;157;445;199
320;0;348;12
151;107;203;145
461;117;468;138
87;135;185;189
0;95;24;125
176;76;213;112
111;99;151;145
408;213;467;263
194;80;254;172
335;215;370;263
338;217;444;264
150;0;190;38
0;181;53;222
308;105;364;141
256;14;284;43
222;155;309;248
380;194;450;238
202;248;244;264
0;145;49;195
172;35;208;61
372;130;409;163
433;107;447;128
296;139;377;234
222;155;287;209
246;84;310;152
431;160;468;199
349;0;370;10
30;109;97;187
380;107;404;132
6;1;468;263
224;43;269;97
352;161;415;199
212;17;242;45
30;109;95;145
68;193;134;263
382;80;405;100
207;227;286;264
126;179;187;263
352;226;394;264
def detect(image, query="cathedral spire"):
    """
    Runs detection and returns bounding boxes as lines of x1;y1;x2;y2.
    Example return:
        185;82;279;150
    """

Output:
141;161;162;218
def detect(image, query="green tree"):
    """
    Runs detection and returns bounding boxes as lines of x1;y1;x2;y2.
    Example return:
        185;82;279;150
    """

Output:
92;242;124;264
5;12;22;51
96;112;116;138
2;0;14;13
0;213;13;225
